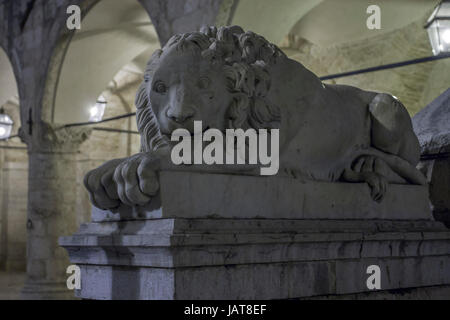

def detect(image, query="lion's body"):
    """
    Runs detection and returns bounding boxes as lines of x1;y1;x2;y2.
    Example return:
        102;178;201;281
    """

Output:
135;26;424;187
265;58;370;181
83;25;427;210
255;56;420;183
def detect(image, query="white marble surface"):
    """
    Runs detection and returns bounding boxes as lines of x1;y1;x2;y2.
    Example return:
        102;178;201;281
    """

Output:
92;171;432;221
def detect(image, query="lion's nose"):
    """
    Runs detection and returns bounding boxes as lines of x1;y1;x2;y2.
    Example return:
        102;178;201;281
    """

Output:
166;105;195;123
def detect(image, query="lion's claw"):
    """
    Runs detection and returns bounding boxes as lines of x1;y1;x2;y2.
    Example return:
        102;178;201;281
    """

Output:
366;172;388;203
84;158;123;210
84;153;161;209
350;155;389;203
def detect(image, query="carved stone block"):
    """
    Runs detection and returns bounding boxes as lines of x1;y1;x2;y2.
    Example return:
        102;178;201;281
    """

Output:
90;171;432;221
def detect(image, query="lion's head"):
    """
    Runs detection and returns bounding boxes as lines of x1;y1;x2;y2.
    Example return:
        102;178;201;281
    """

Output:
135;25;283;152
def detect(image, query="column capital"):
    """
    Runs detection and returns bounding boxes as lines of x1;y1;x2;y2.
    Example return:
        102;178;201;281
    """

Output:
20;121;91;153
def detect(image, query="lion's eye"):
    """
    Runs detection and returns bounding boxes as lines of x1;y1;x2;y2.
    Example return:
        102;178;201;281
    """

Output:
153;81;167;94
197;77;211;90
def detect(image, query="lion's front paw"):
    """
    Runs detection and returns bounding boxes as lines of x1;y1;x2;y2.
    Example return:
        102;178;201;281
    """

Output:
112;153;161;207
84;158;124;210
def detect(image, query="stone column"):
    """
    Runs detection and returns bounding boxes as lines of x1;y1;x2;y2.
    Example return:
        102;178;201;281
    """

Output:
20;122;90;300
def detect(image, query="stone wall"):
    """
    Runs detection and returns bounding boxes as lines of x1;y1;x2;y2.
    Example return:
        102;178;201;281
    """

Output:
281;18;450;116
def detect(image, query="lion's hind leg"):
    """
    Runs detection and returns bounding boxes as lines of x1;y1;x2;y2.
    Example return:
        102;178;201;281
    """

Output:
369;93;420;165
343;155;392;202
342;150;427;202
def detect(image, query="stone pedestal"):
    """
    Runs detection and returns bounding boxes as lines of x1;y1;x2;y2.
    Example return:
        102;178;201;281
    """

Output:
60;171;450;300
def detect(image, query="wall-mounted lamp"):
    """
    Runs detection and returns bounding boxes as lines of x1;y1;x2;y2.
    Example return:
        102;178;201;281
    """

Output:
89;95;107;122
425;0;450;56
0;107;13;140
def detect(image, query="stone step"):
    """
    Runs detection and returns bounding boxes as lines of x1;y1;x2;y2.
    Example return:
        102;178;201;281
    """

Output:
62;237;450;268
74;255;450;300
74;218;448;235
60;218;450;268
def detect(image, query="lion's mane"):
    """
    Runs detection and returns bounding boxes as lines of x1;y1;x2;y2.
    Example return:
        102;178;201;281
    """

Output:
135;25;283;152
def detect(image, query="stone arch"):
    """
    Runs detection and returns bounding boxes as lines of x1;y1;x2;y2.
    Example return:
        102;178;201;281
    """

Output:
0;47;19;108
43;0;160;125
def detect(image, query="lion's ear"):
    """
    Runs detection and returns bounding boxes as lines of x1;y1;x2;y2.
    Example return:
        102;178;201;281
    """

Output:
135;81;167;152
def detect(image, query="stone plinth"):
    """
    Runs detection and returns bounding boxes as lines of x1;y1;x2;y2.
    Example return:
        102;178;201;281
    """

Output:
59;171;450;300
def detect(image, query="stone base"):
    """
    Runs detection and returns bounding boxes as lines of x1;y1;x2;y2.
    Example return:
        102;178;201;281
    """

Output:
305;285;450;300
59;171;449;299
60;218;450;300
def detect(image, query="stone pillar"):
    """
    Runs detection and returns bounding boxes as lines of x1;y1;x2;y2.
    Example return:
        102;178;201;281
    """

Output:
21;123;90;300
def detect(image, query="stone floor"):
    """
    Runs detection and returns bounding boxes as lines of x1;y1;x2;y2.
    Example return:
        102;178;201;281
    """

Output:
0;272;25;300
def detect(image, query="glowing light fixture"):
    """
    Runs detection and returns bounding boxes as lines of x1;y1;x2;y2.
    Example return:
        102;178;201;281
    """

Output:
89;95;107;122
0;107;13;140
425;0;450;55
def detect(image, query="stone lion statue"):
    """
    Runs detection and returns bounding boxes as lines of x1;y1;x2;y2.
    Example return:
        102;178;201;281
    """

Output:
84;25;426;209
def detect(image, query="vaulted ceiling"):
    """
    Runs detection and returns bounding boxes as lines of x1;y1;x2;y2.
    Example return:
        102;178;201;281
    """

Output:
287;0;438;47
26;0;445;123
53;0;159;124
231;0;438;45
0;48;18;108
